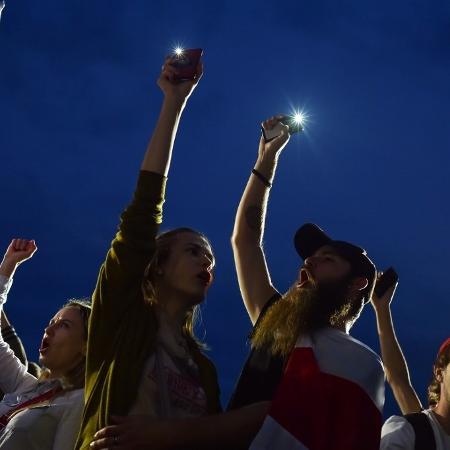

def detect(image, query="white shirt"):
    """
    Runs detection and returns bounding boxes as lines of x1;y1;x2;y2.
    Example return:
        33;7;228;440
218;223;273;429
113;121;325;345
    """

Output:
0;389;83;450
381;409;450;450
129;313;207;418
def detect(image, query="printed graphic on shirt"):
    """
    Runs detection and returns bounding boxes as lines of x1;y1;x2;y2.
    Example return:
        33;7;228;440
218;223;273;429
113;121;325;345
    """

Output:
147;365;207;416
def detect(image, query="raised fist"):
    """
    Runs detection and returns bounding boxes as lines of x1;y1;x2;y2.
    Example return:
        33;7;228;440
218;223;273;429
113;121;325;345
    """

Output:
2;239;37;266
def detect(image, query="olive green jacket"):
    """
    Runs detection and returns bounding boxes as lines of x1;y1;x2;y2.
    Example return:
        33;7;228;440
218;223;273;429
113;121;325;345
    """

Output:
75;171;221;450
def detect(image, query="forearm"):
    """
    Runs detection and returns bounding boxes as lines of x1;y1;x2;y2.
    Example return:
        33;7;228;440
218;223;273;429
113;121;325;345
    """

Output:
231;149;280;323
375;305;422;413
141;96;186;176
166;402;269;450
0;259;17;279
232;151;279;245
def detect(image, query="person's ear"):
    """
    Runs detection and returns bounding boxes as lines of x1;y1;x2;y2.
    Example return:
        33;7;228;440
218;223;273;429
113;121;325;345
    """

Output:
434;365;443;383
349;276;368;292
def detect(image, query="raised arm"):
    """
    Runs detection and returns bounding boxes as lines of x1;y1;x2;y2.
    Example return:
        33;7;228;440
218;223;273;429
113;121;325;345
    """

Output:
0;239;37;367
1;310;27;367
90;57;203;331
141;57;202;175
0;238;37;280
371;279;422;414
0;239;38;394
231;117;291;324
77;59;204;449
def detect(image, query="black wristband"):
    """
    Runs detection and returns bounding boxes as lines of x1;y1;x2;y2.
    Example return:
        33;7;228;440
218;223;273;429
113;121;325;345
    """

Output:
251;169;272;188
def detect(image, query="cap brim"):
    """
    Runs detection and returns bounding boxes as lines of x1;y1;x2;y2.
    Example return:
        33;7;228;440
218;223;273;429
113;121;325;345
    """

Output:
294;223;332;260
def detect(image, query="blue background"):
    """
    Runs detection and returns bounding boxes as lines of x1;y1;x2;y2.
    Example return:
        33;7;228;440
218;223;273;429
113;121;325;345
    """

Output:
1;0;450;418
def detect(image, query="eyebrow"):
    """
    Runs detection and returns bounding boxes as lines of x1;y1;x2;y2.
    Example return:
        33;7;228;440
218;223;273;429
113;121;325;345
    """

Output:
48;318;75;326
186;243;214;261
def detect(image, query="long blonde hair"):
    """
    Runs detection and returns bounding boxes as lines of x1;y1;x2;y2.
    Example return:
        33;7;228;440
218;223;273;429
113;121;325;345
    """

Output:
142;228;211;349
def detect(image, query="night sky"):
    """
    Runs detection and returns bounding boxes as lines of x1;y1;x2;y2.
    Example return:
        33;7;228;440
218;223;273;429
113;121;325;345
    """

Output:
1;0;450;419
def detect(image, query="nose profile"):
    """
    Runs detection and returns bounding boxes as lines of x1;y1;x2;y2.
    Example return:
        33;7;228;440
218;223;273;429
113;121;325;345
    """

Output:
304;255;317;267
201;252;213;271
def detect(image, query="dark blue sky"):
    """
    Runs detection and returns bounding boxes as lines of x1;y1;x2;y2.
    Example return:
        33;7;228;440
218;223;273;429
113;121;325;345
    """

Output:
1;0;449;418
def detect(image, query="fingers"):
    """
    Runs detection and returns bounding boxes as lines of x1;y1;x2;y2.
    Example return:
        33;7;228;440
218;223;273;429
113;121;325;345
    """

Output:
7;238;37;255
194;61;204;81
160;55;203;83
271;125;290;144
91;425;121;449
93;425;121;440
28;239;38;254
14;239;26;251
161;62;179;83
385;282;398;298
261;116;281;130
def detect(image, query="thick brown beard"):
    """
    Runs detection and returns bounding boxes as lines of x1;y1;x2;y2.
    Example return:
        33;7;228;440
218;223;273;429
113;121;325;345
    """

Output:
251;277;356;357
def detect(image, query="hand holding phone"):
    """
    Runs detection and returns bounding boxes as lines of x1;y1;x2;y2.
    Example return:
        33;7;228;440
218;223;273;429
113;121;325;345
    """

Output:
262;115;303;143
374;267;399;298
171;48;203;81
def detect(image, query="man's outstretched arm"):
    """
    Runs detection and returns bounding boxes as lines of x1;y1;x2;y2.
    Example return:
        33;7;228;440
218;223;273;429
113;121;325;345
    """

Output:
231;117;291;324
371;279;422;414
90;402;270;450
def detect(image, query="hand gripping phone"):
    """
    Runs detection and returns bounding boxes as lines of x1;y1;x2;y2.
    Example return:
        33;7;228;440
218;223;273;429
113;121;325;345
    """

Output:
262;115;303;143
172;48;203;81
374;267;399;298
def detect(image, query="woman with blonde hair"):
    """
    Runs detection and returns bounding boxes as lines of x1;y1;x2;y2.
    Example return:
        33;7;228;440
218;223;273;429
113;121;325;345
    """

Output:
0;238;91;450
78;55;221;450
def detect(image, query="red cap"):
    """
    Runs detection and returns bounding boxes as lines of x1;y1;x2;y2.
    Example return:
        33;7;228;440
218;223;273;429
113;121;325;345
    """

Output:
438;338;450;357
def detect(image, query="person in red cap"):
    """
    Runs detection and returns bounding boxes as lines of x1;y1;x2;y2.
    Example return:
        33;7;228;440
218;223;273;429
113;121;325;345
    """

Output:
381;338;450;449
229;116;385;449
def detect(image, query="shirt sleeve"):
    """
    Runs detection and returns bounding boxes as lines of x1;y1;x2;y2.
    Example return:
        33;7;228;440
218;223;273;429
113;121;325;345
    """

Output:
87;170;166;365
0;276;36;394
0;274;13;306
380;415;415;449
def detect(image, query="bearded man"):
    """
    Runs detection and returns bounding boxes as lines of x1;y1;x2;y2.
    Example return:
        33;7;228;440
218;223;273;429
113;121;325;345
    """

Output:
229;116;385;450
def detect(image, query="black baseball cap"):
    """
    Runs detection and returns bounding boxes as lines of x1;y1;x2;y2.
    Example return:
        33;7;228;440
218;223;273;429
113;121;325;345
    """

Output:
294;223;376;303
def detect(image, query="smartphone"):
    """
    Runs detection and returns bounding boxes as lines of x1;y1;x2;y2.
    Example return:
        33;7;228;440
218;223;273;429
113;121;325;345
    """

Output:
262;115;303;143
374;267;399;298
171;48;203;81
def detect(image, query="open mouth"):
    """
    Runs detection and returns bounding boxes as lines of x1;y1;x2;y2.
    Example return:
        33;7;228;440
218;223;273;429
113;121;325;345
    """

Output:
297;267;313;288
197;270;212;285
39;337;50;354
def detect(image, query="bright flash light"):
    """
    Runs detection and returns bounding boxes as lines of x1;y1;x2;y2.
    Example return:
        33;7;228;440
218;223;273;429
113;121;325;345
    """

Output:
294;112;305;125
174;47;184;56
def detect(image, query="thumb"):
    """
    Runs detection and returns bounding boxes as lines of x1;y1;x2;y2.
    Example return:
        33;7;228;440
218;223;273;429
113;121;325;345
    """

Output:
271;126;290;146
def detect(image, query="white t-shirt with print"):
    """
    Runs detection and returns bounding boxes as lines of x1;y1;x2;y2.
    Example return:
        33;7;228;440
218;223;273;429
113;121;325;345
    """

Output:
129;315;207;418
